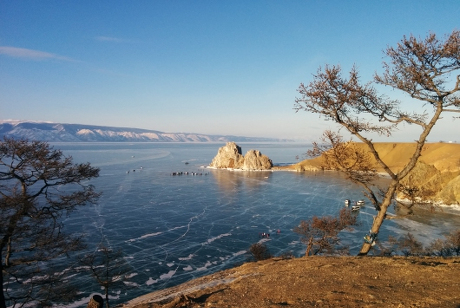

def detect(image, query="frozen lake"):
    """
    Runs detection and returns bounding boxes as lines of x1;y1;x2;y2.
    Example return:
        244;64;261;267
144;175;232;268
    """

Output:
45;142;460;307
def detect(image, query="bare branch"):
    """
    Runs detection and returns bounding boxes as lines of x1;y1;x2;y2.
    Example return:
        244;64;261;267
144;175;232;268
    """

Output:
295;31;460;256
0;137;100;307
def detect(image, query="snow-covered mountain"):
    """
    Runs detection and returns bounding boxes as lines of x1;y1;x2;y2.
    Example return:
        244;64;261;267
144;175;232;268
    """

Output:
0;121;285;143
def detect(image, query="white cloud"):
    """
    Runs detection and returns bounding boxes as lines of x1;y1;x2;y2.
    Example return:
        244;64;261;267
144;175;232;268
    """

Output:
0;46;76;62
94;36;129;43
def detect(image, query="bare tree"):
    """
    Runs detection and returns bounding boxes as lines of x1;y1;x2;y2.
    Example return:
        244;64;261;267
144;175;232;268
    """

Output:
307;131;384;211
293;208;358;256
0;137;100;308
80;244;132;308
295;31;460;255
427;229;460;257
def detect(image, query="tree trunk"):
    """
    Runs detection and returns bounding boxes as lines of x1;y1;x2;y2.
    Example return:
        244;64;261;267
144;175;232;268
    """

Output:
358;181;398;255
305;237;313;256
105;287;110;308
0;253;6;308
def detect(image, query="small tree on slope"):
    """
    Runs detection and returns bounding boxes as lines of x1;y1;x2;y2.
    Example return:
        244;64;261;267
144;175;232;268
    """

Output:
294;31;460;255
294;208;359;256
80;244;132;308
0;138;100;308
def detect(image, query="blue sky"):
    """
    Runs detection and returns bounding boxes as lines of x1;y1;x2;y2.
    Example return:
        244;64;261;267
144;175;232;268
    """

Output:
1;1;459;141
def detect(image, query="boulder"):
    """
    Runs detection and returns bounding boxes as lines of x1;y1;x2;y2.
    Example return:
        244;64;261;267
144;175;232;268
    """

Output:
209;142;273;170
242;150;273;170
209;142;244;169
86;295;104;308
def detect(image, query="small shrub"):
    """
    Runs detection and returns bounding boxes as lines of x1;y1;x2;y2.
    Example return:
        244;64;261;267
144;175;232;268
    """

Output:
294;208;359;256
397;233;425;256
426;229;460;257
249;243;272;261
378;229;460;257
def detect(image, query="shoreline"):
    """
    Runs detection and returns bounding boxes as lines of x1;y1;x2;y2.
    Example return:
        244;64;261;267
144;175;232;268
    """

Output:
208;165;460;211
396;198;460;215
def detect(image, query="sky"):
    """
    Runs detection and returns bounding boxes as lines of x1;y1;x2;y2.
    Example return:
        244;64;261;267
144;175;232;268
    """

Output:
1;1;459;142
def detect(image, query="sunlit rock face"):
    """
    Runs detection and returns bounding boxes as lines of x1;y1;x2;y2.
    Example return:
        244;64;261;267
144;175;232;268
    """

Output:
435;174;460;205
209;142;245;169
209;142;273;170
242;149;273;170
397;160;460;205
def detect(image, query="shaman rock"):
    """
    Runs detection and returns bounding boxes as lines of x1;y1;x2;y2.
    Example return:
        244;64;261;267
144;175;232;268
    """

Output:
209;142;245;169
209;142;273;170
242;150;273;170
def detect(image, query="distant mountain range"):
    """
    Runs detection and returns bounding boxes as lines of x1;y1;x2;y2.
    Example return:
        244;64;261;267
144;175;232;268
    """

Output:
0;121;287;143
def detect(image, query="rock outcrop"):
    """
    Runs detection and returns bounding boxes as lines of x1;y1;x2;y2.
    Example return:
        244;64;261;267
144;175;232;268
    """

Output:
436;174;460;205
209;142;273;170
209;142;245;169
397;161;460;205
242;150;273;170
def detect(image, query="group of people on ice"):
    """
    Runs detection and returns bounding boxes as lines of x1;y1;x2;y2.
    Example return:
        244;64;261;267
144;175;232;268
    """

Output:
259;229;281;238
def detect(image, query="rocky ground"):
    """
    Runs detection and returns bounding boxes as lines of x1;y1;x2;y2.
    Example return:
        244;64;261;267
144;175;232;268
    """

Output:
122;256;460;308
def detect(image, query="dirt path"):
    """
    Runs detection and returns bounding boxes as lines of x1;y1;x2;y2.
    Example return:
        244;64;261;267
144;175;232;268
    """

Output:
121;256;460;308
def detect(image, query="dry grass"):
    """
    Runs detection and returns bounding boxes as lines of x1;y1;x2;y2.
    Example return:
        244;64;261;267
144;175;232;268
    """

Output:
122;256;460;308
290;142;460;174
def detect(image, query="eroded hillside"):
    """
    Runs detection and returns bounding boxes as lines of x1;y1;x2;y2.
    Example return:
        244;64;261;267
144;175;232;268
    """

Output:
288;142;460;205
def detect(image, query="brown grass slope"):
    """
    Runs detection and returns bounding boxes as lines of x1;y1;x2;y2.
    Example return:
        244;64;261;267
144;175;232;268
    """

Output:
292;142;460;173
289;142;460;205
122;256;460;308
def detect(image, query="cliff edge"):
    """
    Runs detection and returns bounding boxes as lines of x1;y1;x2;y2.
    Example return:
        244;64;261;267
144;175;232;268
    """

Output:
122;256;460;308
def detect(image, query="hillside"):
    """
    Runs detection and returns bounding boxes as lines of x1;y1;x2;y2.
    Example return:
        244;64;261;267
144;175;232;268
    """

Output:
290;142;460;174
0;121;285;143
281;142;460;205
122;256;460;308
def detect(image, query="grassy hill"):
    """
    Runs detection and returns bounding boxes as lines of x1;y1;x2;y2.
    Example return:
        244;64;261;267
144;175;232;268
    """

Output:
291;142;460;173
284;142;460;205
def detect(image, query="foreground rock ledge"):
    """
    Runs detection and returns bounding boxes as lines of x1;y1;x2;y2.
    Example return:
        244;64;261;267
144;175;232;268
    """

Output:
122;256;460;308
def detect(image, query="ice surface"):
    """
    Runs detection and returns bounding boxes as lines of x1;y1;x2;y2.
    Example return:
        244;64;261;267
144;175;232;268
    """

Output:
32;142;460;307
